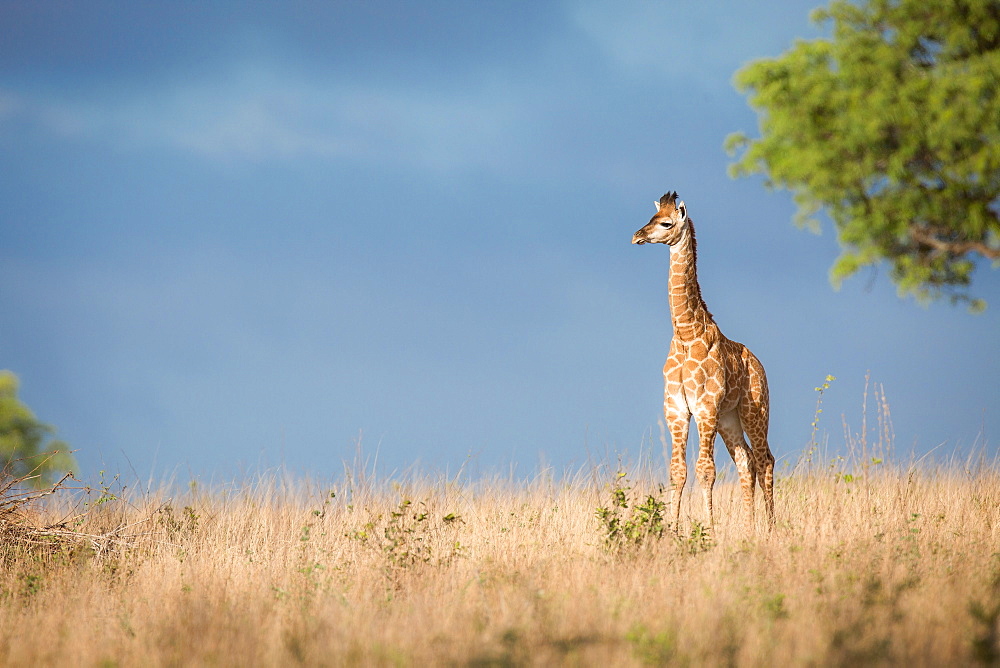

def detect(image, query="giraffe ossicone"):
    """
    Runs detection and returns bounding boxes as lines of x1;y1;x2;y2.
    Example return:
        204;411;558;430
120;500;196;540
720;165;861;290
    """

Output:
632;191;775;534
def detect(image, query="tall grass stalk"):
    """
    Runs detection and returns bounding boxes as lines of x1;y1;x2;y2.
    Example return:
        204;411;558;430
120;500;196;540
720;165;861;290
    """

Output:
1;455;998;665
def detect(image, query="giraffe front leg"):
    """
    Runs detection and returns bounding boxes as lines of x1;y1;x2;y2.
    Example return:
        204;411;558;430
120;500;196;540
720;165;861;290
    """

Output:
664;410;690;537
693;414;718;536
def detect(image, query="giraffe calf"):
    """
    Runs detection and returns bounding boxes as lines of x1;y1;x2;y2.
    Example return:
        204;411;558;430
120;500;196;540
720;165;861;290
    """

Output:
633;192;775;534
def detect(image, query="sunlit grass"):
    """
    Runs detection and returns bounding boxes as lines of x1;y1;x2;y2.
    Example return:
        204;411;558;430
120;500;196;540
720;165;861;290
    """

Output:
0;376;995;664
1;448;998;665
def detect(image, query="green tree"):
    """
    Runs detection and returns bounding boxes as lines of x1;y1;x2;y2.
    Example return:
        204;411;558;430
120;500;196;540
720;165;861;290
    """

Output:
0;370;75;487
727;0;1000;310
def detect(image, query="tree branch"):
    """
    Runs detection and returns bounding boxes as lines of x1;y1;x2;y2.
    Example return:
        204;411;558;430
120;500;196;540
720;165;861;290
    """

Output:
909;225;1000;260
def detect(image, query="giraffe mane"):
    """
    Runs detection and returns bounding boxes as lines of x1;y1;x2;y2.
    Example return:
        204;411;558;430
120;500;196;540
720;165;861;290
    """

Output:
686;218;714;320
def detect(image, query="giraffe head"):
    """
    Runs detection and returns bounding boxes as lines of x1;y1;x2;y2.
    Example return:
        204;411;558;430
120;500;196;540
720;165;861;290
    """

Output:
632;191;689;246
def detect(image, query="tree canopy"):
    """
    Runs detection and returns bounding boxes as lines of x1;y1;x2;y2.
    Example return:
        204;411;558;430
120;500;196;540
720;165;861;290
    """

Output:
0;370;75;487
727;0;1000;309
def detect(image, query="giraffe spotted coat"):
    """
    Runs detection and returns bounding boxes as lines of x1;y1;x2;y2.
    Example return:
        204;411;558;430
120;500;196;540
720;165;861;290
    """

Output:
633;191;775;533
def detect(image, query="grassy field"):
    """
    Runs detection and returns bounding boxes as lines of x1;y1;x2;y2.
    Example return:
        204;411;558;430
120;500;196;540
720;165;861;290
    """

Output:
1;452;999;666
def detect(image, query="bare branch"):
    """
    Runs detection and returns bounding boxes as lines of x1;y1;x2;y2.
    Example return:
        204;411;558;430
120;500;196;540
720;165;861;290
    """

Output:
910;226;1000;260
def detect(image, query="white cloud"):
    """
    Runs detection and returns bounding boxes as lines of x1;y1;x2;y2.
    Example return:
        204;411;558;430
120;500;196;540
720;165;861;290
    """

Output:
571;2;682;75
1;64;528;172
568;0;819;87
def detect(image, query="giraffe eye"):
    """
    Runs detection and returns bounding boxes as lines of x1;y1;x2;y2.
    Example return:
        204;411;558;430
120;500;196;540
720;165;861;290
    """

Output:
659;221;674;229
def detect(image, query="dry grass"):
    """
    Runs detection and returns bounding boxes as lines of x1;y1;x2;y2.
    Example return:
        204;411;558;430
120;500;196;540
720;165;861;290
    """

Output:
1;457;998;667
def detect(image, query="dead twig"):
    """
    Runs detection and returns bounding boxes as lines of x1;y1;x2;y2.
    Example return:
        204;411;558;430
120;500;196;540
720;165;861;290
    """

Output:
1;468;155;558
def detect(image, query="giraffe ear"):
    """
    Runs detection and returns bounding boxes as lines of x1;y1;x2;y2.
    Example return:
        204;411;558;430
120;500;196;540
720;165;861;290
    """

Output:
654;200;661;212
677;201;687;220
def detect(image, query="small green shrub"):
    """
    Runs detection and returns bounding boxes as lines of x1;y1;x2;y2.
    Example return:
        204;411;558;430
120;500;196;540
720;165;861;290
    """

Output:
595;471;667;553
626;623;682;665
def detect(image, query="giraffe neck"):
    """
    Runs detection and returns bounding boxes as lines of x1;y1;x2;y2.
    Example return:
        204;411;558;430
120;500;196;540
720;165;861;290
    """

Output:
668;219;715;342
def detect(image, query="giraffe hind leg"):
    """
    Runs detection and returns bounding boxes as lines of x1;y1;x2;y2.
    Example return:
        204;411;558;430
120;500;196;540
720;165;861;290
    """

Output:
718;410;756;532
739;403;774;530
759;443;775;529
737;349;775;530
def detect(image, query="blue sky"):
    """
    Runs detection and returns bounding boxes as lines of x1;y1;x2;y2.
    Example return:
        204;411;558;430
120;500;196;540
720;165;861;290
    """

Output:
2;1;998;484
